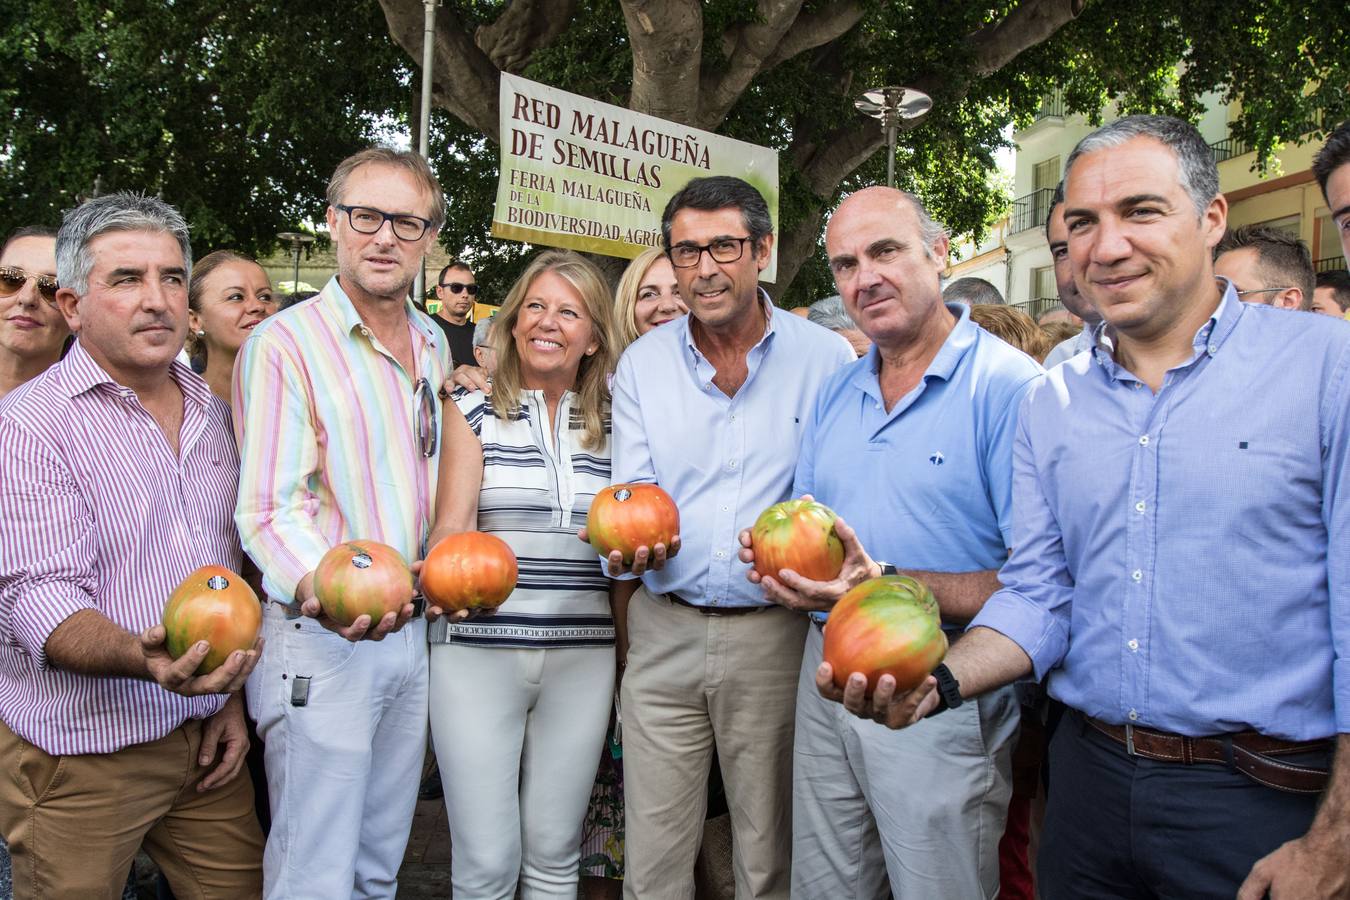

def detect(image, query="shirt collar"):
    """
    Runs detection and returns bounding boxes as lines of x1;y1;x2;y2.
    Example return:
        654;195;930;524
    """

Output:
324;275;442;353
852;300;975;392
1091;278;1241;378
59;338;215;410
681;287;776;360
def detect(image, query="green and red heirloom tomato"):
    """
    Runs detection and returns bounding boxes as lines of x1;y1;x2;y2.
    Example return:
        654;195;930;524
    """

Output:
162;565;262;675
420;531;519;612
313;540;415;627
750;499;845;582
823;575;947;692
587;483;680;564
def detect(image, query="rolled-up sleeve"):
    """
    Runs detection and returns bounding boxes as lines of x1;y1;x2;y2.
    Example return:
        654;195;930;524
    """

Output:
0;418;98;668
233;331;330;603
970;396;1072;680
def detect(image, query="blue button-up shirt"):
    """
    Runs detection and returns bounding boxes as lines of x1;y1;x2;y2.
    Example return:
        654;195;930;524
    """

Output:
796;303;1043;624
611;297;855;607
973;283;1350;740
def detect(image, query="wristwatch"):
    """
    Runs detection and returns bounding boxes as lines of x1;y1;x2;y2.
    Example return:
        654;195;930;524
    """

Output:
875;561;899;577
927;663;964;717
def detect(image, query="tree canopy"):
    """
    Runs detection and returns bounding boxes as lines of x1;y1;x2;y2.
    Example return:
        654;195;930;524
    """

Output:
4;0;1347;305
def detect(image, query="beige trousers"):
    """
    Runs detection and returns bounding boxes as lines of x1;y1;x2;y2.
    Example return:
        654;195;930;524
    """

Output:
621;586;807;900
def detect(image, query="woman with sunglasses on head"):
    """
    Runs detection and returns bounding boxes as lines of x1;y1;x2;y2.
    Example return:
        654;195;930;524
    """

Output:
0;227;67;399
186;250;278;403
425;249;620;900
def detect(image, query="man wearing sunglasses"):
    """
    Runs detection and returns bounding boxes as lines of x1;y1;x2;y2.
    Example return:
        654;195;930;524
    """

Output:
0;226;67;398
234;147;451;898
430;260;479;368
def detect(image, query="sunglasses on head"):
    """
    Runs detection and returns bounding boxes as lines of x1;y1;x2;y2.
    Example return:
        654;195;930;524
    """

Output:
439;281;478;296
0;266;59;306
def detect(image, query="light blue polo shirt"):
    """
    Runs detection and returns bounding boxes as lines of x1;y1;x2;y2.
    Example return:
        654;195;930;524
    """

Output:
794;303;1043;620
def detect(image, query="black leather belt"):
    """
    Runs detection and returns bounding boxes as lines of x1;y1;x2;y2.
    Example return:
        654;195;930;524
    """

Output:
665;591;768;616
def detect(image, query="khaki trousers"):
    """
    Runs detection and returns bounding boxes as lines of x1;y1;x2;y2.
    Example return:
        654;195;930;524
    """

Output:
621;587;807;900
0;716;263;900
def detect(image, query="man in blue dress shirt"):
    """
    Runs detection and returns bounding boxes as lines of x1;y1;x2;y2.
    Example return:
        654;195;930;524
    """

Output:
739;185;1042;898
820;115;1350;899
610;176;854;900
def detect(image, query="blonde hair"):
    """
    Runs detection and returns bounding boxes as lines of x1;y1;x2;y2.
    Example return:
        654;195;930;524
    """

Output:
969;304;1048;360
613;247;667;350
489;250;618;450
326;147;446;229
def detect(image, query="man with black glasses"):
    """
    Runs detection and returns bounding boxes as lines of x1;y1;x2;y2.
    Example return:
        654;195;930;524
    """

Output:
430;259;479;367
234;146;452;898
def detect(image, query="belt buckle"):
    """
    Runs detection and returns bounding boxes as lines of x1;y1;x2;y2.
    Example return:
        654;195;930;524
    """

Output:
1124;723;1136;756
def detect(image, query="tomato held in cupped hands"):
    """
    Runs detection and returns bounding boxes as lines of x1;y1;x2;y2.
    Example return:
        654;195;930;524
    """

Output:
587;483;680;564
162;566;262;675
823;575;947;692
751;499;844;582
314;540;415;627
421;531;519;612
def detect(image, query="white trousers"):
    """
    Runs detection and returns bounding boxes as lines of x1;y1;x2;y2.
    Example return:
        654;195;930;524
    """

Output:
247;605;428;900
429;642;615;900
790;623;1019;900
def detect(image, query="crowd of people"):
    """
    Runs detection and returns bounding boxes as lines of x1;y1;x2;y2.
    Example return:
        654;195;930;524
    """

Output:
0;111;1347;900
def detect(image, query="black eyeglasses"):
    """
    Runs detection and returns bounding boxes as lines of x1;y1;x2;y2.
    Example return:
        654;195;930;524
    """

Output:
335;204;434;242
667;236;754;269
438;281;479;295
0;266;59;306
414;377;438;458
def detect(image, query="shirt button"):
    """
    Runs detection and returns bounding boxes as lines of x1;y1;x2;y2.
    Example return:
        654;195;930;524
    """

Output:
1134;501;1146;513
1131;569;1143;582
728;460;737;468
705;382;714;391
1128;709;1139;721
1127;639;1139;651
1207;344;1218;354
1138;435;1149;446
715;551;726;559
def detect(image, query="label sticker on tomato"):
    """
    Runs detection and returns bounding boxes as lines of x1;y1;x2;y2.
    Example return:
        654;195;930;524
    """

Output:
352;553;373;569
207;575;229;591
614;489;632;502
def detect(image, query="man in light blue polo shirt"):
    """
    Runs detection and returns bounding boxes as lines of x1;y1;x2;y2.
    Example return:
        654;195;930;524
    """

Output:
741;185;1042;898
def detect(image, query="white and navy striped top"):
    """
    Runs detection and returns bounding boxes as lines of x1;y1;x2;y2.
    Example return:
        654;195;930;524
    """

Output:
430;388;614;648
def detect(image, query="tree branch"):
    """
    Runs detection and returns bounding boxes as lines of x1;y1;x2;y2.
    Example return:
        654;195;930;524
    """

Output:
760;1;864;73
962;0;1086;79
475;0;577;73
620;0;704;124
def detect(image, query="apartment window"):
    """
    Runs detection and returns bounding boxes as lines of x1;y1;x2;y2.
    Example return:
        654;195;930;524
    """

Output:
1315;213;1342;268
1033;157;1060;192
1031;266;1056;301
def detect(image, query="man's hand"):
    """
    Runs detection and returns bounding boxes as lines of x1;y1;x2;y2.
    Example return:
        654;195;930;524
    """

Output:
445;364;491;397
577;526;681;577
814;662;940;730
297;571;414;642
140;626;260;696
738;508;879;613
197;693;250;792
1238;832;1350;899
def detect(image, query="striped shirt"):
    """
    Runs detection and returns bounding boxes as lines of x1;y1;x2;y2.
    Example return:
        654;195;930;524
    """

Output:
0;341;238;755
430;389;614;648
234;277;451;604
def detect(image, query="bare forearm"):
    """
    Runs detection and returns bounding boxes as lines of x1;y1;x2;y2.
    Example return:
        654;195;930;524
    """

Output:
610;579;638;662
897;567;1002;625
1308;735;1350;841
943;625;1034;699
45;609;148;679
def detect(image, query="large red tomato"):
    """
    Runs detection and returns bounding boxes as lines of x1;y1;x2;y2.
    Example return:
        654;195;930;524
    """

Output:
162;565;262;675
313;540;415;627
587;483;680;564
750;499;844;582
420;531;519;612
823;575;947;692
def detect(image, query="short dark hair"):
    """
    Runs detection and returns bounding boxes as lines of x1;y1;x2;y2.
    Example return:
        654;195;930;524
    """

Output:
1316;269;1350;312
1313;120;1350;204
943;277;1005;306
661;176;773;257
1043;182;1065;245
437;259;473;284
2;225;57;258
1215;225;1315;307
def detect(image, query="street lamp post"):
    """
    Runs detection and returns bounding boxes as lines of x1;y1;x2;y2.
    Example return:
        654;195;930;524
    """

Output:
854;86;933;188
277;232;315;294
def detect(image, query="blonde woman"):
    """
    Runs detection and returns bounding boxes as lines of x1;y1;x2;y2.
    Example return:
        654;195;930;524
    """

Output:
426;249;620;899
612;246;688;348
186;250;278;401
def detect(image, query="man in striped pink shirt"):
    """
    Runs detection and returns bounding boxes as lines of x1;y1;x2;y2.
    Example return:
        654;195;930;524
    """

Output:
234;148;451;898
0;193;264;898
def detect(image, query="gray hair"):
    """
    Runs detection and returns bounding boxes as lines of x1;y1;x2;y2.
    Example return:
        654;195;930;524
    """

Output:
56;193;192;296
473;316;494;348
901;191;947;253
1064;114;1220;216
943;277;1005;305
806;295;857;332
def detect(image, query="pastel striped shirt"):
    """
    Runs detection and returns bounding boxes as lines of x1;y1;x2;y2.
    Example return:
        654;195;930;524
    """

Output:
234;277;450;604
0;341;238;755
430;389;614;648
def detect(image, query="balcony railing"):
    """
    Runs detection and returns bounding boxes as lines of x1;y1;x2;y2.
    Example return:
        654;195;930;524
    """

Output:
1034;90;1065;122
1315;256;1346;274
1014;298;1062;322
1010;187;1057;235
1210;134;1253;163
